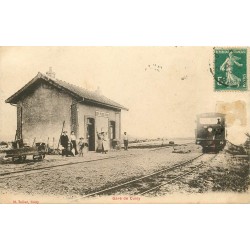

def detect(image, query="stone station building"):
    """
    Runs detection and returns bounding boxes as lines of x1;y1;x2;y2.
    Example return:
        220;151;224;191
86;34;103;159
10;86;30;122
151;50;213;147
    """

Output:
5;69;128;151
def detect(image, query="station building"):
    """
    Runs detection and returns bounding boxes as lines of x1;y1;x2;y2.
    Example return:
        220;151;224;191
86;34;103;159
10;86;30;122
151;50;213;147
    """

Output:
5;69;128;151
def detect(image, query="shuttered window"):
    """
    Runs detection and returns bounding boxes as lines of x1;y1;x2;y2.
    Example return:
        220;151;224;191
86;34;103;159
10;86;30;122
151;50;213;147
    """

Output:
71;103;78;136
17;105;22;139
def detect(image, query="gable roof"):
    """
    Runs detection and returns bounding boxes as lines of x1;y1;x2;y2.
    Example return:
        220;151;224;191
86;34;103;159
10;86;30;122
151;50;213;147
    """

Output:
5;72;128;111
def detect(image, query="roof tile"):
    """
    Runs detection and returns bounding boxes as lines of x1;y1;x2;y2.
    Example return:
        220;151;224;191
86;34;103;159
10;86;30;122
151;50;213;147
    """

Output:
6;72;128;111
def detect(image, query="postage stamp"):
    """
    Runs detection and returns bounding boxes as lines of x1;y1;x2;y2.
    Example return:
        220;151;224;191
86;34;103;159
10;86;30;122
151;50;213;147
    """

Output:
214;48;247;91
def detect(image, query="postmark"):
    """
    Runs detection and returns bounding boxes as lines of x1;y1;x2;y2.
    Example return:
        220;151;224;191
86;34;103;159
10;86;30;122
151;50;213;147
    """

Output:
214;48;247;91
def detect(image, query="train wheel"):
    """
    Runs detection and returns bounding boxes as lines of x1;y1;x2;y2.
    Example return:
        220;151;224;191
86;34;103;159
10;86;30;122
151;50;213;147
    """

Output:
12;156;24;163
12;157;19;163
33;155;39;161
34;155;43;161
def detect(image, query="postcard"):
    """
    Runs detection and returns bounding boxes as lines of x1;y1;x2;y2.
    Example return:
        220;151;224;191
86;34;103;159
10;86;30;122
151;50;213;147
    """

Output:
0;47;249;203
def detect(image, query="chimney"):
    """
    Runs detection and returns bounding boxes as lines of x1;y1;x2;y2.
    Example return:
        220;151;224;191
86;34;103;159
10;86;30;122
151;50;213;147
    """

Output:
95;86;102;95
46;67;56;78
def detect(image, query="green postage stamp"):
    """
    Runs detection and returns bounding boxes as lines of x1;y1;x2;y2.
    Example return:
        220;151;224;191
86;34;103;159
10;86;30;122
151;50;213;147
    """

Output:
214;48;247;91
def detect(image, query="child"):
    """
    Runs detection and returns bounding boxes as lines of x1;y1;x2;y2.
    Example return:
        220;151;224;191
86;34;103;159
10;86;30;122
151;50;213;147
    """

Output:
78;137;85;157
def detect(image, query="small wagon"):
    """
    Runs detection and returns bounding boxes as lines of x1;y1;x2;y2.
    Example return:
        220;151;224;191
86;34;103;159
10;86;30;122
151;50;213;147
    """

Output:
5;142;46;163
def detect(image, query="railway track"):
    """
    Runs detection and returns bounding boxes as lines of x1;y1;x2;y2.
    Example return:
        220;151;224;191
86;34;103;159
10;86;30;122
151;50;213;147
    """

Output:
138;154;217;196
81;153;217;198
0;153;137;179
0;144;189;179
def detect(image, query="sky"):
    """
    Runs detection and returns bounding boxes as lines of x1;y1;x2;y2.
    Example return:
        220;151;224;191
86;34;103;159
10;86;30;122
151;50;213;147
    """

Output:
0;47;249;143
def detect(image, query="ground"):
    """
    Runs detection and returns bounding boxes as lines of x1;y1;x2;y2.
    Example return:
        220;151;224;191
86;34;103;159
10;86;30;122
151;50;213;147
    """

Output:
0;143;249;203
154;151;249;196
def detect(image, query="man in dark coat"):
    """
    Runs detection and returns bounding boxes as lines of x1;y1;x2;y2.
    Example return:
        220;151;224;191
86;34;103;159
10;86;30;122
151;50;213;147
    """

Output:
60;131;69;156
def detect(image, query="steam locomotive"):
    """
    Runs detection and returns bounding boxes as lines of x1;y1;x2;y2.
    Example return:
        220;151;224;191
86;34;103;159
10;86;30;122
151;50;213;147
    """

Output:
195;113;226;153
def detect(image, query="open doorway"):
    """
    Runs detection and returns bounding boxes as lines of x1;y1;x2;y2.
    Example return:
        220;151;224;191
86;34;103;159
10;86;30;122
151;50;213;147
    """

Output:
110;120;116;149
87;117;95;151
110;121;116;140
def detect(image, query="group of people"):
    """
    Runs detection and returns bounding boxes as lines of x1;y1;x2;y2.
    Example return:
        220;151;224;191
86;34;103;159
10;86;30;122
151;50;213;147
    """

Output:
60;130;129;156
96;131;129;153
60;131;86;157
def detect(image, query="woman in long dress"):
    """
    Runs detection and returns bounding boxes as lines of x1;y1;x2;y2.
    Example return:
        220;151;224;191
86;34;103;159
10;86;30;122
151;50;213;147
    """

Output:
70;131;78;155
96;131;109;153
102;132;109;153
220;51;243;87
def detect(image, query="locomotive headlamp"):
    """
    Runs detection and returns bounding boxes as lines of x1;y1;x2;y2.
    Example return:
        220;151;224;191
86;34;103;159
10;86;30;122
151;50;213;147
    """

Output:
208;127;213;132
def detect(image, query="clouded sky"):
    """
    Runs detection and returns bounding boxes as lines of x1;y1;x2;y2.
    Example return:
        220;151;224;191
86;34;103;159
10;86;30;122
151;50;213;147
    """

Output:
0;47;249;142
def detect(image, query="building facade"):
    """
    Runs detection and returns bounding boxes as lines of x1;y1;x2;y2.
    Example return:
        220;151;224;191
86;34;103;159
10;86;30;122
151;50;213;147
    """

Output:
5;70;128;151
